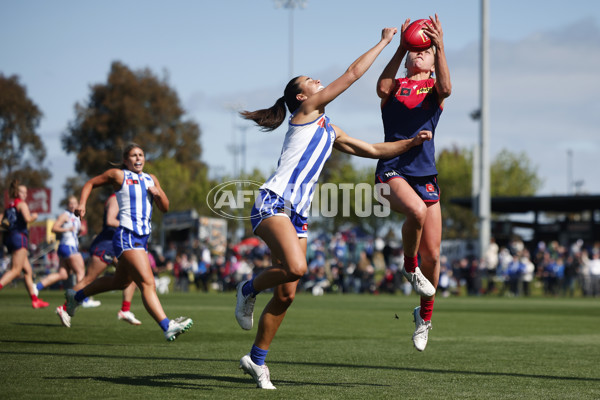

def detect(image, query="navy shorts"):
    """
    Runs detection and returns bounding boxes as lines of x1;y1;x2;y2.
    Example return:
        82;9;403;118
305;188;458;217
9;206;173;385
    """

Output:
375;170;440;203
57;244;80;258
112;227;149;258
89;238;115;264
250;189;308;238
3;231;28;253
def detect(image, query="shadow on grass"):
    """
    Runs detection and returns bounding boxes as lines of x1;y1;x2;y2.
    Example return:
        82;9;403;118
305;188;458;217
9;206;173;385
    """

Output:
13;322;66;328
0;339;134;347
53;373;389;390
1;339;80;345
3;350;599;384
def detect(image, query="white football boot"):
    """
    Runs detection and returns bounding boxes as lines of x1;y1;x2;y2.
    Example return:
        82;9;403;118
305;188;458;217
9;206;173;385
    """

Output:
412;306;432;352
239;354;276;389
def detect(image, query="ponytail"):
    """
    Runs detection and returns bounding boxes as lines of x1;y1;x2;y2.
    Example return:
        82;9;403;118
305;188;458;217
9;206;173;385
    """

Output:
240;76;303;132
240;96;287;132
8;179;19;198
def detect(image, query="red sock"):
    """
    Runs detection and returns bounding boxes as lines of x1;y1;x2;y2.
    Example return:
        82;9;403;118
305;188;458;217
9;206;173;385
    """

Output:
0;283;4;290
121;301;131;312
404;255;418;273
420;298;434;321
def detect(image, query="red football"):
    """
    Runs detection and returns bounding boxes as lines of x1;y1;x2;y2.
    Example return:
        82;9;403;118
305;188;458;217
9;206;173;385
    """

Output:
402;19;433;51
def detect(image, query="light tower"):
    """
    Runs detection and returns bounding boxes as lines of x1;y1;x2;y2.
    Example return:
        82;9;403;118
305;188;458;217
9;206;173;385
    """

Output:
275;0;308;78
477;0;491;260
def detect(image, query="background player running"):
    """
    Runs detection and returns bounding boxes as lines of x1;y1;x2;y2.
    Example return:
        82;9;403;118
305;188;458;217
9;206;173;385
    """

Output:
0;180;48;308
32;196;86;302
65;143;192;341
55;194;141;327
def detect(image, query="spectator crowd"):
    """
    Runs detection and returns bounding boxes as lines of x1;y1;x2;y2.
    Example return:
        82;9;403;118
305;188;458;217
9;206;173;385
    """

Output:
3;231;600;299
141;233;600;299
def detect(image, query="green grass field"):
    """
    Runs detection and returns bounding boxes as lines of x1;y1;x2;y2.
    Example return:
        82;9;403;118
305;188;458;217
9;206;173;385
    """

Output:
0;288;598;399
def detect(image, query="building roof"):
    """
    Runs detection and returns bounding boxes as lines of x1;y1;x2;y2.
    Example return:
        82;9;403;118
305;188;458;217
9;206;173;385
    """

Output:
450;195;600;214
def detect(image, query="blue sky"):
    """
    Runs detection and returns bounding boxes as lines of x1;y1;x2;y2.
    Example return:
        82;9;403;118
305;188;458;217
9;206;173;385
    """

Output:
2;0;600;216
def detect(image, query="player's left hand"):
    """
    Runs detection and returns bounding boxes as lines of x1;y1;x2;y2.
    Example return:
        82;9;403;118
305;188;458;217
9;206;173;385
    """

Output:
422;14;443;47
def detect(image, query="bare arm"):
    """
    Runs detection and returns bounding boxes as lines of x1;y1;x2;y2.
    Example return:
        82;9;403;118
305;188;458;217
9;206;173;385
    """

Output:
17;201;38;224
76;168;123;219
423;14;452;102
377;19;411;101
332;124;432;159
294;28;397;123
148;174;169;213
51;212;70;234
105;195;120;228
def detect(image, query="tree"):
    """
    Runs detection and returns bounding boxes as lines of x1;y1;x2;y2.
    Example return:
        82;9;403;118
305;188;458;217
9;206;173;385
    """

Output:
491;149;542;197
0;74;51;206
62;62;207;236
315;151;401;234
436;146;477;239
437;146;542;239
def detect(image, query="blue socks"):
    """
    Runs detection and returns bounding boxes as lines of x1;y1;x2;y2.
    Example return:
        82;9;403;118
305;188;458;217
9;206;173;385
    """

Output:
159;318;170;332
250;345;269;366
242;279;259;297
74;290;86;303
36;282;44;291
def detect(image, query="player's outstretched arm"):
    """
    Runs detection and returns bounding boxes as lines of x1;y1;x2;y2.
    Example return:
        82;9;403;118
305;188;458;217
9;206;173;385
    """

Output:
332;124;432;159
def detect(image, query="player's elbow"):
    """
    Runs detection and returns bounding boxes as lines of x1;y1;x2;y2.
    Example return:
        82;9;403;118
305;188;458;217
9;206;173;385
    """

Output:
377;77;396;99
439;82;452;98
344;68;361;85
365;149;380;159
365;144;385;159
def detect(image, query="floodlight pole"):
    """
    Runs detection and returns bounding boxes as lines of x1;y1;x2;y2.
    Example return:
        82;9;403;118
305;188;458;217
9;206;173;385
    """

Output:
238;125;249;174
225;102;245;178
478;0;491;260
276;0;307;78
289;7;294;77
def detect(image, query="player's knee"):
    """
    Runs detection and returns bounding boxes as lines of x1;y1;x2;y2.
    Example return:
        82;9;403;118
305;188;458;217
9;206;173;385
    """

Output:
413;203;428;224
421;252;440;267
287;260;307;281
275;289;296;307
138;279;156;293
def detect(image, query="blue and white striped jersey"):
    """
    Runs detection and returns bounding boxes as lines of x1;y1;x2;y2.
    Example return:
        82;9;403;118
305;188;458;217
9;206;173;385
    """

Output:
58;210;81;248
116;169;155;236
261;113;336;217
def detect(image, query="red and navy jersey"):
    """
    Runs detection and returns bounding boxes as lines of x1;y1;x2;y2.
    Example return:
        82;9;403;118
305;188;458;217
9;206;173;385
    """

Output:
375;78;443;177
95;194;118;242
3;198;28;234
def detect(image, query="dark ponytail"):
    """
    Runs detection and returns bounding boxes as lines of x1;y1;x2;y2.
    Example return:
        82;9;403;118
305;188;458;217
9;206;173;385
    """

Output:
240;76;303;132
9;179;20;198
240;96;287;132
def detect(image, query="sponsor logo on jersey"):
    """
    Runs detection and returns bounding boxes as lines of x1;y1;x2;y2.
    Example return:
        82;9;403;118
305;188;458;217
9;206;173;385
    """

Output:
417;87;432;95
400;87;412;96
125;179;139;185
